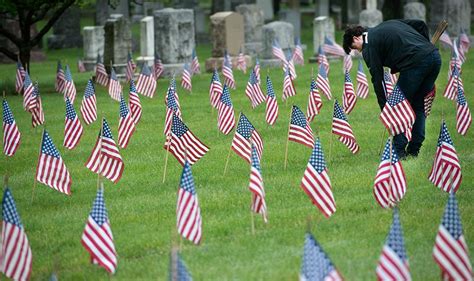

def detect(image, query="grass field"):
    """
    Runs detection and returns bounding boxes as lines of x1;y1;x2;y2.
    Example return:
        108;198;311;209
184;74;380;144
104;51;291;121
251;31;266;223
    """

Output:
0;35;473;280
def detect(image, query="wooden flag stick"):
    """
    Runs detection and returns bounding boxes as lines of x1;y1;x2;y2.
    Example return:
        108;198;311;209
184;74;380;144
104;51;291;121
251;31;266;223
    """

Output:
283;106;293;170
378;128;387;156
223;145;232;176
431;20;448;44
162;136;171;184
97;117;104;189
31;128;45;203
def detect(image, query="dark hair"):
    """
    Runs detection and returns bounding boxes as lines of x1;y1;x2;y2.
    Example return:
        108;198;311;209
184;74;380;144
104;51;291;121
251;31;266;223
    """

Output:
343;25;367;54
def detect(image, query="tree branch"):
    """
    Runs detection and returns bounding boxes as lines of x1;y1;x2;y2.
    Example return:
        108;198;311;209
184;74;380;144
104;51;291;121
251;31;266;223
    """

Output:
0;24;21;46
0;46;18;62
31;3;54;24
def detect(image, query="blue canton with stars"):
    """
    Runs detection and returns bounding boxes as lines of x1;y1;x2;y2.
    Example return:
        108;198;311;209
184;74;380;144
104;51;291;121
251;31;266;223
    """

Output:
2;188;22;227
324;36;335;46
180;162;196;195
102;118;115;140
65;98;77;120
236;114;255;140
84;79;95;98
65;65;73;82
220;85;233;107
333;100;348;121
140;63;152;77
170;76;177;91
386;86;406;107
224;51;232;68
310;77;317;92
57;60;63;72
33;81;40;97
23;72;32;89
171;114;189;138
318;63;327;79
119;95;129;118
210;69;220;86
442;193;464;239
129;79;138;93
251;145;261;172
384;70;392;83
309;138;327;173
249;70;257;85
167;88;179;111
457;80;467;106
110;67;118;81
385;208;408;262
301;233;337;280
266;76;276;98
290;106;308;128
90;187;108;226
41;130;61;158
345;70;352;83
3;100;15;125
168;253;193;281
318;45;325;56
437;121;454;147
358;59;365;73
451;64;460;78
381;138;399;164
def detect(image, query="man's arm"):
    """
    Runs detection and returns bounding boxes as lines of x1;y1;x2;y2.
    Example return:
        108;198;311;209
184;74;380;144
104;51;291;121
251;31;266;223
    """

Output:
366;47;386;110
399;19;430;41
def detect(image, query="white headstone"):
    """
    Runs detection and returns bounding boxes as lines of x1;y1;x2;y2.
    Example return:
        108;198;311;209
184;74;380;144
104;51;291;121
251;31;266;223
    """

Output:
137;16;155;66
313;16;335;54
82;26;105;71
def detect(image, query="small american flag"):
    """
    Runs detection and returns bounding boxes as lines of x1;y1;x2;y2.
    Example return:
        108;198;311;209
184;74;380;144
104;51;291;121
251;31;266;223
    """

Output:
456;79;472;135
282;66;297;101
80;79;97;125
177;161;203;244
439;31;453;48
284;50;297;79
289;105;314;148
373;138;407;209
376;208;411;281
36;130;72;195
254;57;261;84
85;118;124;183
153;52;164;80
64;97;83;150
245;69;265;108
209;69;223;108
332;100;359;154
125;52;136;82
379;86;415;141
181;63;192;92
249;144;268;223
317;46;330;76
300;232;343;281
31;82;44;128
292;37;304;65
317;64;331;100
169;251;193;281
300;138;336;217
95;55;109;87
428;121;462;194
136;63;156;98
81;186;117;274
453;39;466;64
383;70;394;97
265;75;279;126
15;59;25;94
108;67;122;102
343;54;352;72
444;64;461;100
118;95;136;149
222;51;236;89
458;29;470;53
22;72;35;112
64;65;77;103
449;52;462;80
217;84;235;135
272;39;287;63
55;60;66;93
1;188;32;281
191;49;201;74
236;48;247;73
356;60;369;99
2;99;21;157
433;193;472;281
77;58;86;73
424;86;436;117
164;87;181;137
307;77;322;122
231;113;263;163
129;79;142;125
322;36;345;57
342;70;357;115
164;114;209;166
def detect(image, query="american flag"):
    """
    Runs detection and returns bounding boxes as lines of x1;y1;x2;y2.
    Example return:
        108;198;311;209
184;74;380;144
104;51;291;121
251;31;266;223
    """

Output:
343;54;353;72
164;87;181;137
456;80;472;135
380;86;415;141
245;69;265;108
272;39;287;63
356;60;369;99
129;79;142;125
444;64;461;101
449;52;463;80
15;59;25;94
77;58;86;73
439;31;453;48
428;121;462;194
95;55;109;87
289;105;314;148
249;144;268;223
0;188;32;281
383;70;394;97
265;75;279;126
136;63;156;98
55;60;66;93
390;70;398;86
300;138;336;218
63;65;77;103
2;100;21;157
317;63;332;100
191;48;201;74
181;63;192;92
322;36;345;57
118;95;136;149
307;77;322;122
31;82;44;128
153;52;164;80
125;52;136;82
177;161;202;244
282;66;297;101
231;113;263;163
458;29;470;54
433;193;472;281
222;51;236;89
376;208;411;281
85;118;124;183
317;46;330;76
217;84;235;135
64;97;83;150
36;130;72;195
284;50;297;79
373;138;407;209
169;250;193;281
209;69;223;108
22;72;35;112
292;37;304;65
81;186;117;274
80;79;97;125
453;39;466;65
254;57;261;84
424;85;436;117
236;48;247;73
164;114;209;166
108;67;122;102
342;70;357;115
300;232;343;281
332;100;359;154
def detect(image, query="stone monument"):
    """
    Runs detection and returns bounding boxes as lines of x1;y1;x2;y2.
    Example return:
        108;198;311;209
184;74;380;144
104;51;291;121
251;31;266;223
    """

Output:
103;14;132;78
256;0;274;21
236;4;264;56
47;6;83;49
260;21;294;67
347;0;362;24
403;1;426;22
279;8;301;39
430;0;471;37
309;16;335;63
136;17;155;67
359;0;383;27
316;0;330;17
82;26;105;71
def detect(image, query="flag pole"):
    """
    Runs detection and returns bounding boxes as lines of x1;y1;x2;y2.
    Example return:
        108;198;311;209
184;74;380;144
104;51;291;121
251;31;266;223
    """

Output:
162;135;171;184
284;106;293;170
378;128;387;156
388;135;395;204
328;100;336;164
97;117;104;190
31;128;45;203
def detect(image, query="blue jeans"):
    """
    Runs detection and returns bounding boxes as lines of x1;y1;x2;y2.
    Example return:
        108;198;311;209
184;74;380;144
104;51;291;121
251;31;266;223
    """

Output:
394;49;442;157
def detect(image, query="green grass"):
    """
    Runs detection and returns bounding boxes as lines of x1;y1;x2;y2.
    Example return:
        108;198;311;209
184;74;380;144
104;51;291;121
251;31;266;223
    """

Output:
0;37;473;280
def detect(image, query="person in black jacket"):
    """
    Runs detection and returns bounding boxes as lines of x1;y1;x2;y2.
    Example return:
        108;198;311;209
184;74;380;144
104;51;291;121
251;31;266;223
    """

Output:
343;19;441;159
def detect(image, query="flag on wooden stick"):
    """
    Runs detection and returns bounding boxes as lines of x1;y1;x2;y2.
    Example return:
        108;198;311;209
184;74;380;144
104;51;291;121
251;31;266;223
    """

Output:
332;100;359;154
80;79;97;125
231;113;263;163
249;144;268;223
2;99;21;157
265;75;279;126
288;105;314;148
64;97;83;150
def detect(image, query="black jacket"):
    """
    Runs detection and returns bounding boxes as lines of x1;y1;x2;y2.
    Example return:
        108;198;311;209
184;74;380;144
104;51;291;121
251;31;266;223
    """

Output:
362;19;436;109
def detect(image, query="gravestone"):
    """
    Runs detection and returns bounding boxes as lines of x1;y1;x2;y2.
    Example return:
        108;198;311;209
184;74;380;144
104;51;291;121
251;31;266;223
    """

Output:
103;14;132;78
96;0;130;26
347;0;362;24
404;2;426;22
173;0;209;43
236;4;264;56
316;0;330;17
260;21;294;67
430;0;471;37
309;16;335;62
256;0;274;21
154;8;195;76
278;9;301;39
47;6;83;49
359;0;382;27
136;16;155;67
82;26;105;71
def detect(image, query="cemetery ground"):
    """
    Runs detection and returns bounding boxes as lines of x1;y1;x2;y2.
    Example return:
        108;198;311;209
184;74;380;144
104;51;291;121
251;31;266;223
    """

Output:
0;36;473;280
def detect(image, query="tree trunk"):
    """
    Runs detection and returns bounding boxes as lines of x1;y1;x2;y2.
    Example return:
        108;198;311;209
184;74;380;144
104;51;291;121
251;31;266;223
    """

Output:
19;45;31;73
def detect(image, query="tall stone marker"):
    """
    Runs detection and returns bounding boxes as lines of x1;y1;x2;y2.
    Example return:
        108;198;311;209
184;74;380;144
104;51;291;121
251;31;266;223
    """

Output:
103;14;132;78
236;4;264;56
430;0;471;37
404;1;426;22
136;16;155;67
359;0;382;27
47;6;83;49
309;16;335;62
256;0;274;21
260;21;294;67
82;26;105;71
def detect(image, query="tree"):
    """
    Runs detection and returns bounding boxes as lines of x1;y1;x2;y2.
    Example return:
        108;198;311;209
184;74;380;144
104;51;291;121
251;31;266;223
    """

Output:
0;0;77;72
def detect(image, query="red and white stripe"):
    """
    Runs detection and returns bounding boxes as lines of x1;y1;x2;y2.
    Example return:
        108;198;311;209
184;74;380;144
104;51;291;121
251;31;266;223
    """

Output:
332;120;359;154
108;77;122;102
181;67;192;92
282;70;296;100
64;102;83;150
317;71;331;100
222;64;236;90
249;158;268;223
380;104;415;141
236;51;247;73
292;45;304;65
343;72;357;115
31;93;44;128
307;80;322;122
373;156;407;209
1;221;32;281
343;55;353;71
444;70;460;101
95;62;109;87
81;216;117;273
424;86;436;117
2;102;21;157
356;69;369;99
164;129;209;166
265;95;279;126
80;81;97;125
129;82;142;125
55;66;66;93
36;149;71;195
118;99;136;149
15;62;25;95
209;72;223;108
428;142;462;194
456;102;472;136
376;245;411;281
177;176;202;245
300;164;335;218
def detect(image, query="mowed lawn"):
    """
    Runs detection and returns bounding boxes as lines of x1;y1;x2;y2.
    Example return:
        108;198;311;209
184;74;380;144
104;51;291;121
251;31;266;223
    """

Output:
0;41;473;280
